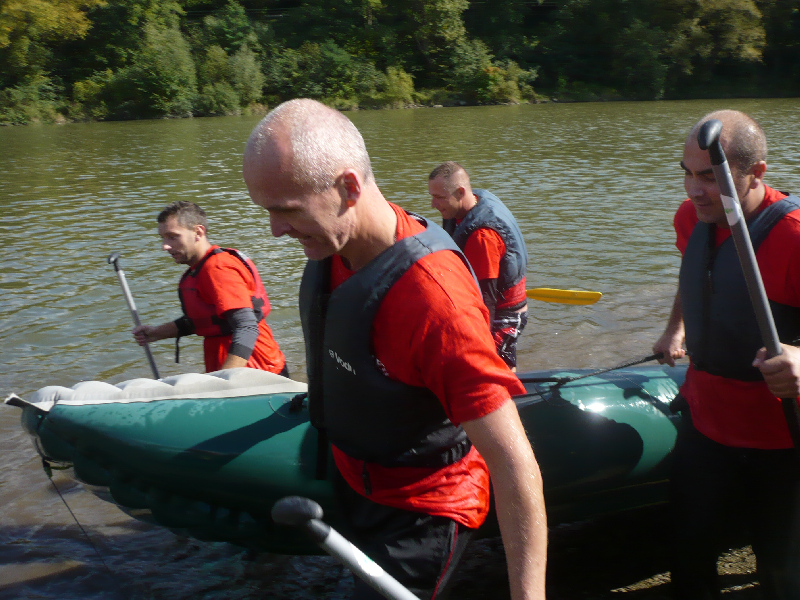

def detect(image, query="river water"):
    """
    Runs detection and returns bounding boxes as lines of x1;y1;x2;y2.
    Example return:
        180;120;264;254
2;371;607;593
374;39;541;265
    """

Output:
1;98;799;598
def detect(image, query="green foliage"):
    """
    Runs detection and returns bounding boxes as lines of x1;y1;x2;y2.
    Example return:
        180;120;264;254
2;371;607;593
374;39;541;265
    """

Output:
1;0;800;124
263;40;381;106
380;65;415;107
70;68;113;119
195;81;240;115
106;23;197;118
0;72;61;123
228;43;264;105
201;0;254;53
450;39;537;104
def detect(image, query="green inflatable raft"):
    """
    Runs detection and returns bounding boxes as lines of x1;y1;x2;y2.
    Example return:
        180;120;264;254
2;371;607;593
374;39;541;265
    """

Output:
4;364;686;555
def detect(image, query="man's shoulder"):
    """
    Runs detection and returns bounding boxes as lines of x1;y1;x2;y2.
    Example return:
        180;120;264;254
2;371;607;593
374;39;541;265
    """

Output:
201;247;252;279
394;249;480;306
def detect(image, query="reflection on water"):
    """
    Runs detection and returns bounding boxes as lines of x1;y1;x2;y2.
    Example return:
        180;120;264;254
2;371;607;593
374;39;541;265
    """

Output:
1;98;799;598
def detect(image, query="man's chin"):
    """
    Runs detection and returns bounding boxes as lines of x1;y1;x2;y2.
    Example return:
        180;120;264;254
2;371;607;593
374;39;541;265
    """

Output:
303;246;334;261
694;207;725;226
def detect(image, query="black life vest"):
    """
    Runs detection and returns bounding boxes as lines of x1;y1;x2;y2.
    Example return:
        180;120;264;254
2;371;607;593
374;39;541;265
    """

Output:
680;195;800;381
178;247;270;337
298;213;473;468
443;188;527;296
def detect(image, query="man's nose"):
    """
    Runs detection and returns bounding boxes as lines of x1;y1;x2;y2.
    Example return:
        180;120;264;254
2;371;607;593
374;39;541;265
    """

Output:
270;216;292;238
685;176;705;198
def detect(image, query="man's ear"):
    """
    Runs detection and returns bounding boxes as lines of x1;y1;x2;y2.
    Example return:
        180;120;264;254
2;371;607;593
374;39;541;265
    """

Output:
750;160;767;184
194;224;207;239
341;170;362;207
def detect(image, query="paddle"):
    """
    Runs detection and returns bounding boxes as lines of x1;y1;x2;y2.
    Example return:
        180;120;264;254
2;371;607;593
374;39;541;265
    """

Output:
107;252;161;380
526;287;602;305
271;496;419;600
697;119;800;451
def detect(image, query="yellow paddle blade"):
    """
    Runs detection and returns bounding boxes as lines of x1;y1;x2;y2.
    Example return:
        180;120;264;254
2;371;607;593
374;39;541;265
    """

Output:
526;287;602;305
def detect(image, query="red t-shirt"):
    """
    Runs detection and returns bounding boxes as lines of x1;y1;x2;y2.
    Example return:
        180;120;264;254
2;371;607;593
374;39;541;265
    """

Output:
462;227;528;309
330;204;525;528
675;186;800;448
192;246;286;374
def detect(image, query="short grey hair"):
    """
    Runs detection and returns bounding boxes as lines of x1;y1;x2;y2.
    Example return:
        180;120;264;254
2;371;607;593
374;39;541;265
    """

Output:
249;98;373;194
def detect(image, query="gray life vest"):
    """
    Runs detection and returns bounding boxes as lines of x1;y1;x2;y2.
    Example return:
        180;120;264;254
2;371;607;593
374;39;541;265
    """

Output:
298;213;474;468
443;189;528;297
679;195;800;381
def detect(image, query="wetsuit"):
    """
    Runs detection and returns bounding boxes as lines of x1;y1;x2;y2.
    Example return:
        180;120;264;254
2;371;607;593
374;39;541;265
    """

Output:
299;204;524;599
669;186;800;599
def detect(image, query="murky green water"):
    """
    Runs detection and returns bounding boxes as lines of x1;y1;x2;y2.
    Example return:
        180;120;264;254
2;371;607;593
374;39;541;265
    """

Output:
1;98;799;598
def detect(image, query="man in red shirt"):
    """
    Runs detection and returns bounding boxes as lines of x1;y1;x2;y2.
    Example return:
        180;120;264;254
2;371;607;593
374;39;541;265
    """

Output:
243;99;546;600
653;109;800;598
428;162;529;370
133;201;287;375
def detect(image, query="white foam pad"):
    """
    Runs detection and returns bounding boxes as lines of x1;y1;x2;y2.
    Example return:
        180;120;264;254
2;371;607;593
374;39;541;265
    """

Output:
19;368;307;410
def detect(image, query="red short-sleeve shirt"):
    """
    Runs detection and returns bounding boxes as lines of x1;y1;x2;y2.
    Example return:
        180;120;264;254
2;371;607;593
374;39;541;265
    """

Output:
329;205;525;527
461;227;528;310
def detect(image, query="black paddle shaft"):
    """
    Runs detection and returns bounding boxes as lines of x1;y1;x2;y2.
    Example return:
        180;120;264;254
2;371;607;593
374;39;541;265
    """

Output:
696;119;800;451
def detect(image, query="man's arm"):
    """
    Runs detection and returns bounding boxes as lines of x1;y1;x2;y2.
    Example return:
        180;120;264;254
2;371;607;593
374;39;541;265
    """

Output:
478;278;500;322
463;228;504;320
220;307;260;369
653;288;686;367
462;400;547;600
132;321;179;346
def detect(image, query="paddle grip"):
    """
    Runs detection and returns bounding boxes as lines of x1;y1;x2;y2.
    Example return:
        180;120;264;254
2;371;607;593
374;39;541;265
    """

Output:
271;496;420;600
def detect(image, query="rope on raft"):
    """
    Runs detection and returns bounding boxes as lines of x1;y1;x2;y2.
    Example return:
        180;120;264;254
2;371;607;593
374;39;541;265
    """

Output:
42;457;132;599
519;352;665;386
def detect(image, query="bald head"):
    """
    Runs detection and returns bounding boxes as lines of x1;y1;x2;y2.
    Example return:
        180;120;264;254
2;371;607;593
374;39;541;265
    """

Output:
244;98;373;195
688;110;767;175
428;161;477;220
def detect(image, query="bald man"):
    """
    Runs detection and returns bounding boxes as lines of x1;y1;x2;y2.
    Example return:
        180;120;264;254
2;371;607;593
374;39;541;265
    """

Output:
243;99;546;600
653;110;800;599
428;162;528;370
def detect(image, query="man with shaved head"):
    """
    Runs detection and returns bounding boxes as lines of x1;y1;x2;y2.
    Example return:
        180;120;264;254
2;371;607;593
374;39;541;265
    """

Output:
654;109;800;598
243;99;547;600
428;162;528;371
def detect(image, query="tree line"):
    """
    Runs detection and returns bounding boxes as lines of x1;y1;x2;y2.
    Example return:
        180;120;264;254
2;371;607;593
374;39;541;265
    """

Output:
1;0;798;125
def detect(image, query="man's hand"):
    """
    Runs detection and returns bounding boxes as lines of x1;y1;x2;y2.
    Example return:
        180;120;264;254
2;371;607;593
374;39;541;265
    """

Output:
753;344;800;398
132;322;178;346
653;331;686;368
653;291;686;367
132;325;156;347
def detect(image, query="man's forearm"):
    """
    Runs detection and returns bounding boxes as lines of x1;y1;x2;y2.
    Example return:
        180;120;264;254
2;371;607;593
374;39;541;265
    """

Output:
462;401;547;600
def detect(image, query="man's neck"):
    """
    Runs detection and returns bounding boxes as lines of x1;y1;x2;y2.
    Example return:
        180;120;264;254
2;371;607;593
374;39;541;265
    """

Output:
340;196;397;271
187;240;213;268
740;183;767;222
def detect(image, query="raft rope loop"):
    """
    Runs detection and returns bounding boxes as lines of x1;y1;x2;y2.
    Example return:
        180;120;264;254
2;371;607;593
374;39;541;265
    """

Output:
520;352;665;385
42;457;132;600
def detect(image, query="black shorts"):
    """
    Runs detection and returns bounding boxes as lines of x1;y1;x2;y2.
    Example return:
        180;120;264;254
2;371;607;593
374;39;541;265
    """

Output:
492;309;528;369
333;473;475;600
